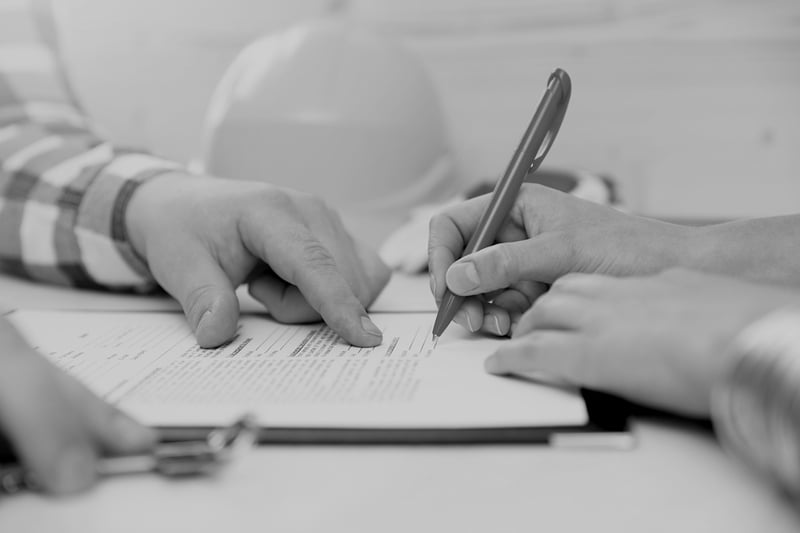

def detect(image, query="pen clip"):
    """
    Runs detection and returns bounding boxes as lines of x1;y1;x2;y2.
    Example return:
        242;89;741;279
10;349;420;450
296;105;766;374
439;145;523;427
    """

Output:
529;68;572;173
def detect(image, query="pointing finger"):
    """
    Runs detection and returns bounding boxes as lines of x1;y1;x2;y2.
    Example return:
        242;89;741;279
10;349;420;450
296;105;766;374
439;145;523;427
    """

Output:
242;217;382;347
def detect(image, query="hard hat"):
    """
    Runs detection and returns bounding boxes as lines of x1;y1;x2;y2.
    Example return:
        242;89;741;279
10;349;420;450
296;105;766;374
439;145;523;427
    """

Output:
202;19;457;246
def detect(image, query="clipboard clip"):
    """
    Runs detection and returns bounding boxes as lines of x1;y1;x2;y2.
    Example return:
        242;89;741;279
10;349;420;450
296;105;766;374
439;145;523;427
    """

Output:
139;414;258;477
0;415;258;494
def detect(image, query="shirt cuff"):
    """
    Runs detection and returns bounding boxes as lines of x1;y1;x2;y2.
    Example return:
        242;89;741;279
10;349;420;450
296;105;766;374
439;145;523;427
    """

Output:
711;307;800;500
76;153;180;291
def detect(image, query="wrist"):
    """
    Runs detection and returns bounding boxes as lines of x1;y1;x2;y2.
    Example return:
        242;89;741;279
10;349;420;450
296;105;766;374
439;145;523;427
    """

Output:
625;216;701;275
682;220;795;282
667;222;714;273
124;171;193;261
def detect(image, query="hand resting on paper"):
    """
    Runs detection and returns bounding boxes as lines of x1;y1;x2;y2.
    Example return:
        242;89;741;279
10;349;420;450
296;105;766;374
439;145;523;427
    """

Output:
126;172;391;349
485;269;800;417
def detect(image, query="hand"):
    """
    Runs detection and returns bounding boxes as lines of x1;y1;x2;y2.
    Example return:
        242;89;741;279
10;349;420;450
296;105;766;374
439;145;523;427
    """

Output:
126;173;391;348
485;269;800;417
0;318;155;494
428;184;694;336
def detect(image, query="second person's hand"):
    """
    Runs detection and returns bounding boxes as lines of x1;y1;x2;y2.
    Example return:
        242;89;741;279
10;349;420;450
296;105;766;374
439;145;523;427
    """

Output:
486;269;800;417
0;317;155;494
126;172;391;349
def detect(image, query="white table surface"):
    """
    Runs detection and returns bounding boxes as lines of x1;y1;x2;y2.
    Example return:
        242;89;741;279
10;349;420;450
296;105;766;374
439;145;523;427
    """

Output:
0;273;797;532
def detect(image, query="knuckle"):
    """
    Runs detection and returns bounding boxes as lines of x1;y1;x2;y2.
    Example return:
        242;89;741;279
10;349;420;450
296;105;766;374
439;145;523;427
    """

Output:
523;331;547;350
550;272;585;292
324;203;344;225
429;213;446;231
520;183;551;206
300;241;338;270
553;230;580;273
261;187;293;208
493;245;518;285
303;193;326;211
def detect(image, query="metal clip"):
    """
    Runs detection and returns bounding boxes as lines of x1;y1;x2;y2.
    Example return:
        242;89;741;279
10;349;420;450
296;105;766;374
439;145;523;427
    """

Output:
0;415;258;494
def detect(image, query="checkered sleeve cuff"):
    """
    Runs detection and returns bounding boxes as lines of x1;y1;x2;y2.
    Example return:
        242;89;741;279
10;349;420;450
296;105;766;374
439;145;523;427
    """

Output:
0;126;179;291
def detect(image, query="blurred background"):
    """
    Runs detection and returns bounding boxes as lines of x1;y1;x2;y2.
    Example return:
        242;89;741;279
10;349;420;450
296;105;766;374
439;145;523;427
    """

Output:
46;0;800;220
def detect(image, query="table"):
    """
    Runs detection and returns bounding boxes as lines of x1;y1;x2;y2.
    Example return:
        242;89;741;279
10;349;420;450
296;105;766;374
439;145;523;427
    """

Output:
0;273;797;532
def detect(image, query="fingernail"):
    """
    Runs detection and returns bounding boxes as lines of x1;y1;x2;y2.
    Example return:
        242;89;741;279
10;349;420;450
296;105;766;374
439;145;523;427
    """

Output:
361;316;382;337
465;311;476;333
448;262;480;293
53;447;95;493
196;309;213;332
493;315;503;336
453;310;467;329
429;274;437;297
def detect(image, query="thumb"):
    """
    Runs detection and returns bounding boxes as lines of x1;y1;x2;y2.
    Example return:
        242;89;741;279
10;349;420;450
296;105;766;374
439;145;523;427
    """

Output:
151;244;240;348
445;234;571;296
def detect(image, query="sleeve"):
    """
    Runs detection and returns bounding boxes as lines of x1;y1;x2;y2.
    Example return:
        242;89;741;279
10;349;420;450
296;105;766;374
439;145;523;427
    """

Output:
711;307;800;505
0;1;181;290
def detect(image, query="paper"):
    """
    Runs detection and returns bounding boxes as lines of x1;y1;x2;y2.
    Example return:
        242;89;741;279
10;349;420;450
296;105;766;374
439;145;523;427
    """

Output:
9;310;587;429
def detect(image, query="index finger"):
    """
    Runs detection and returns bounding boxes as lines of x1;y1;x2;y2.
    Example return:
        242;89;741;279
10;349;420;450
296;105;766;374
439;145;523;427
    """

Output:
427;195;493;303
241;214;383;348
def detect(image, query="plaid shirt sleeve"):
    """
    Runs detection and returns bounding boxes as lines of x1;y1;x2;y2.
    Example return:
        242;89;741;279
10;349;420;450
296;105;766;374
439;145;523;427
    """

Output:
0;1;180;290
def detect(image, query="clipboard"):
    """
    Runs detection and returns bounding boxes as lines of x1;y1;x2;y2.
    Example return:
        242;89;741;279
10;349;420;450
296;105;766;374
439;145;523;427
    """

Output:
157;389;633;448
8;309;634;450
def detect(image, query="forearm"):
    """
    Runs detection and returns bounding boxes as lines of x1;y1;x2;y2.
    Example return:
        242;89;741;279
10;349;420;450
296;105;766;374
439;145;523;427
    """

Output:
686;216;800;286
0;3;180;290
712;308;800;503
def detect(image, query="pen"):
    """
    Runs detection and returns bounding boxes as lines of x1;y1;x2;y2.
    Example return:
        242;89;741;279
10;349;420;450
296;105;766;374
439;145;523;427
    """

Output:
432;68;572;340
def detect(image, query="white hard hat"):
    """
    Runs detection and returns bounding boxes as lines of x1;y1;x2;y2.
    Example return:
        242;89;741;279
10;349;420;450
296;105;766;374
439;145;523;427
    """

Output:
202;19;457;246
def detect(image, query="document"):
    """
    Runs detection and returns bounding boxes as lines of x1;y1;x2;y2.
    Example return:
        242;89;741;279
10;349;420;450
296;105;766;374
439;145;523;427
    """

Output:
9;310;587;429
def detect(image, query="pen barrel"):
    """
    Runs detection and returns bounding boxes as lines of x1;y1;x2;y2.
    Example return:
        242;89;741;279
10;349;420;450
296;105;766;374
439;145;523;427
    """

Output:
465;81;566;256
432;68;571;339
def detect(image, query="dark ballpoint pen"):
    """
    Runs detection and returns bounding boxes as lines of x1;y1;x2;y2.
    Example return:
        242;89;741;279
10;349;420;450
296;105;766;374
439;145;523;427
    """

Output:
432;68;572;341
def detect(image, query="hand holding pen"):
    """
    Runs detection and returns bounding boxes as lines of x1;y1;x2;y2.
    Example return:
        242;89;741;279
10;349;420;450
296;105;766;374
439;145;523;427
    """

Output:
429;69;572;339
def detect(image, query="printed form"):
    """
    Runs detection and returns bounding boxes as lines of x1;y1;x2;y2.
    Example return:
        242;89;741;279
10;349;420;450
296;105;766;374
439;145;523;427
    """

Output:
9;310;587;429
